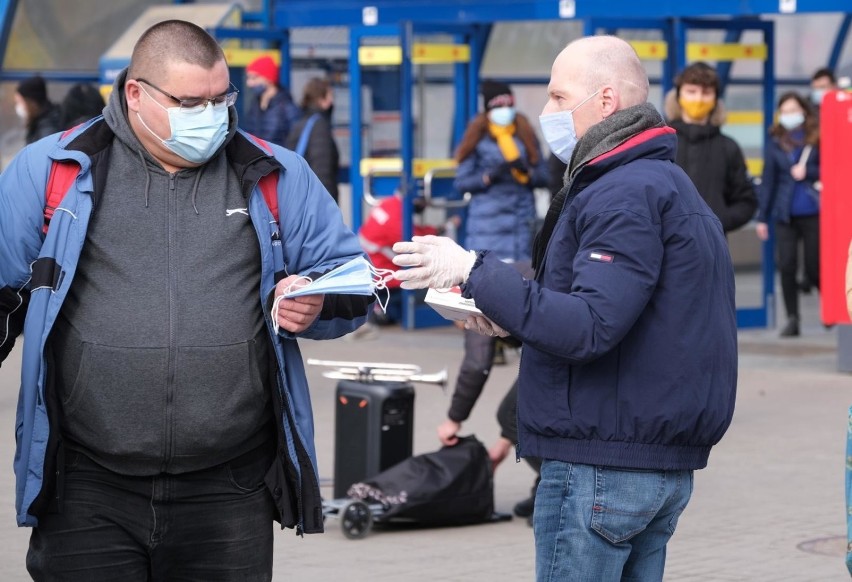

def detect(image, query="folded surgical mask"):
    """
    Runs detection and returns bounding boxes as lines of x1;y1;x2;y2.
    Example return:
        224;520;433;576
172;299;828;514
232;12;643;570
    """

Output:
270;256;394;333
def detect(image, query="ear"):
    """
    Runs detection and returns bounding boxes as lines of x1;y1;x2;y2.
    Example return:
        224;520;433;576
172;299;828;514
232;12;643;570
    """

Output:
125;79;143;113
600;86;619;118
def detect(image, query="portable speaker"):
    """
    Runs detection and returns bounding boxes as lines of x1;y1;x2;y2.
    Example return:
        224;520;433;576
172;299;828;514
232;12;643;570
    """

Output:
333;380;415;499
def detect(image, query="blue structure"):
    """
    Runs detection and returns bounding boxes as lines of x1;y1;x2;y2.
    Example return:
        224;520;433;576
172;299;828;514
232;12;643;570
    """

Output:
0;0;849;329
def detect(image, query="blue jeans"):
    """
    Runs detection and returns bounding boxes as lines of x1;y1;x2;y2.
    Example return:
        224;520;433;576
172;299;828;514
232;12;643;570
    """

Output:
534;460;693;582
27;444;276;581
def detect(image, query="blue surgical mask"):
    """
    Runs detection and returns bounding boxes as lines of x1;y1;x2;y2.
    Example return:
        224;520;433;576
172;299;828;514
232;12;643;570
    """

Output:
778;112;805;131
488;106;516;127
249;84;266;98
538;90;600;163
271;256;394;333
137;84;230;164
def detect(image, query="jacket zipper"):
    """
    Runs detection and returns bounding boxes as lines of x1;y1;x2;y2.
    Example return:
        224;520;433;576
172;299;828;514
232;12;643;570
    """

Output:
162;172;178;471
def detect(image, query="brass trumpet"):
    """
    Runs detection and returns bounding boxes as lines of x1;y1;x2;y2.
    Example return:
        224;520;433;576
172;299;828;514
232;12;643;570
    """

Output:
306;358;447;388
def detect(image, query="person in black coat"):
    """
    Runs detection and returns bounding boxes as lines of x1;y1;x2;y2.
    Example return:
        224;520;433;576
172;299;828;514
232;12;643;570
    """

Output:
285;77;340;203
665;62;757;233
756;92;821;337
15;75;61;144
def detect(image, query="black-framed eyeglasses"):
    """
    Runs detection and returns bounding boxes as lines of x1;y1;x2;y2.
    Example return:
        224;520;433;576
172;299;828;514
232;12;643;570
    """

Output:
136;78;239;112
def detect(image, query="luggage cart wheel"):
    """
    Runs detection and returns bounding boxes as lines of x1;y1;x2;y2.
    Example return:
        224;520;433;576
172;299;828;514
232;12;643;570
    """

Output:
341;500;373;539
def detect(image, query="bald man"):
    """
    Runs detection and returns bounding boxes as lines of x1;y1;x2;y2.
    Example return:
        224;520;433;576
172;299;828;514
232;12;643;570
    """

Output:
0;19;373;579
391;35;738;581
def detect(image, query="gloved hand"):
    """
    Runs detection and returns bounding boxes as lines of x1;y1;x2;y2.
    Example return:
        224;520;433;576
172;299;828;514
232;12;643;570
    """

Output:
392;235;477;289
508;158;529;174
465;313;509;338
485;162;512;185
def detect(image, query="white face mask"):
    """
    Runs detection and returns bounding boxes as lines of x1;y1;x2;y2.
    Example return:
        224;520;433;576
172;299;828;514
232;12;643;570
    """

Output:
778;112;805;131
271;256;394;334
136;84;229;164
488;106;516;126
15;102;27;121
538;90;600;163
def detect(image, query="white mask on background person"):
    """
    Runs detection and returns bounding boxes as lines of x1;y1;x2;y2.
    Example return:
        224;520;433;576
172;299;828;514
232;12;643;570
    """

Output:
538;90;599;163
810;89;825;106
15;102;27;121
136;84;230;164
488;106;516;127
778;112;805;131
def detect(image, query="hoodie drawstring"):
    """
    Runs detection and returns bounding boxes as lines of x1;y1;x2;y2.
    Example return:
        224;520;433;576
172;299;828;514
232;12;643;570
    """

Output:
190;167;203;215
137;149;151;208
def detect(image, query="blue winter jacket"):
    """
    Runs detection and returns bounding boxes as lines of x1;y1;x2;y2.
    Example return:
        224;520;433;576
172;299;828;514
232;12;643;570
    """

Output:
758;137;821;224
0;119;371;531
463;127;738;471
454;133;548;261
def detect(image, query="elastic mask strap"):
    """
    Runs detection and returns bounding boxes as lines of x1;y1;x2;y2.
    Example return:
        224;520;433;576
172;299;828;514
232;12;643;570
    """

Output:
371;267;396;314
270;275;313;334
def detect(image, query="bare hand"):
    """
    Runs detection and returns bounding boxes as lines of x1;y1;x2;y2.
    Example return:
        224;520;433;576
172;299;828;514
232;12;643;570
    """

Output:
437;419;461;446
790;164;806;181
755;222;769;241
272;275;324;333
488;437;513;472
464;314;509;338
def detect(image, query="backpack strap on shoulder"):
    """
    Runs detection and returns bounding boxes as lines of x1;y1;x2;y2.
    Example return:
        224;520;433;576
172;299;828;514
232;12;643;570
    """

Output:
43;127;82;235
245;133;281;224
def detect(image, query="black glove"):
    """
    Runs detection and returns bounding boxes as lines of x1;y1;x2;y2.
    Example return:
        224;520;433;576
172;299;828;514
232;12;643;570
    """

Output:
486;162;512;184
508;158;529;174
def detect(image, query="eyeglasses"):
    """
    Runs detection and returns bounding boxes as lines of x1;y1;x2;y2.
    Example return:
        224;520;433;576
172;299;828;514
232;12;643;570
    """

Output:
136;78;239;112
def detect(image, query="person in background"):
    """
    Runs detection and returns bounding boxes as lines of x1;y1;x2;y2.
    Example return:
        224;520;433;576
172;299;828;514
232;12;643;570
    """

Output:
243;55;301;146
392;35;738;581
15;75;61;144
756;92;820;338
809;67;836;113
285;77;340;203
665;62;757;234
0;20;372;579
59;83;105;129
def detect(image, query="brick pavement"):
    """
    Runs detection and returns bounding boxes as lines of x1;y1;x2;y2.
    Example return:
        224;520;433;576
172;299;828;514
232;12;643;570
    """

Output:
0;291;849;580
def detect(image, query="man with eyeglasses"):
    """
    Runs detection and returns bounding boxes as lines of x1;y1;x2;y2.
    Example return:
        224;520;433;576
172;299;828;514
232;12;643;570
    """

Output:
0;19;372;580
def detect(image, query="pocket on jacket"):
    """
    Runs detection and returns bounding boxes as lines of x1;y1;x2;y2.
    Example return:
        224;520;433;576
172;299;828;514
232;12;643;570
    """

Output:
61;342;168;458
590;467;666;544
172;332;272;458
518;349;572;435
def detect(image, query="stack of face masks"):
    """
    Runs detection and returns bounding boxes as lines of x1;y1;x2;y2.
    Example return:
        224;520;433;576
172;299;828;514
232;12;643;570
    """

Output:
271;256;394;334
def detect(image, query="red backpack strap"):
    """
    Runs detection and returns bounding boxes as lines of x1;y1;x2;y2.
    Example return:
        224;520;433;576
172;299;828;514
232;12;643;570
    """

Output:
43;127;82;234
246;133;280;224
259;171;279;224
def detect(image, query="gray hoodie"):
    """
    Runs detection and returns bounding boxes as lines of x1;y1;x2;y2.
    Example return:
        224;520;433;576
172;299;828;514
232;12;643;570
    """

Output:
51;70;275;475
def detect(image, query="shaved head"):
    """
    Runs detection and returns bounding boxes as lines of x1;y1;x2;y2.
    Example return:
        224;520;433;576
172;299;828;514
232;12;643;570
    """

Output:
128;20;225;83
561;36;649;108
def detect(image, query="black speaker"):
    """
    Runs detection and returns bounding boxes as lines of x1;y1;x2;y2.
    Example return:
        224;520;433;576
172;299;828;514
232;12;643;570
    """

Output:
333;379;415;499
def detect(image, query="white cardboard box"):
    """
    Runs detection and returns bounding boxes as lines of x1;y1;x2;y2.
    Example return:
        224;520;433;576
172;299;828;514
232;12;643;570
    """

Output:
425;287;482;321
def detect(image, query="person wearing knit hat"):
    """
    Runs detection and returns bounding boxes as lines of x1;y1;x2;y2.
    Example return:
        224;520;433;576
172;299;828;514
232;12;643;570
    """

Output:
15;74;61;144
243;55;301;146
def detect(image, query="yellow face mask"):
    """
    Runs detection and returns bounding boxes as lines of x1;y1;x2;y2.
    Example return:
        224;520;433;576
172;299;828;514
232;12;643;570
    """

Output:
678;97;715;121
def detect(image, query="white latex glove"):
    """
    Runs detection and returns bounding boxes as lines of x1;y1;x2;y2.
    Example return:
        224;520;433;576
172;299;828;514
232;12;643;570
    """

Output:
392;235;477;290
465;313;509;338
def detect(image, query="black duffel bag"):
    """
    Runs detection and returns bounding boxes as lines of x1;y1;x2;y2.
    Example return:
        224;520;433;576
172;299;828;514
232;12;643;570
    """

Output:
347;435;494;526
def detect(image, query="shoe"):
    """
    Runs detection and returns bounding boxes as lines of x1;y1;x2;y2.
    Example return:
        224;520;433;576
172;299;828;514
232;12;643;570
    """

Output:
779;317;800;338
513;496;535;518
798;279;813;295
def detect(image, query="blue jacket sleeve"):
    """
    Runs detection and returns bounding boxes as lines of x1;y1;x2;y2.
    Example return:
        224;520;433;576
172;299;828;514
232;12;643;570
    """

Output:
453;153;489;194
464;209;662;363
274;149;373;340
758;140;778;223
0;141;53;363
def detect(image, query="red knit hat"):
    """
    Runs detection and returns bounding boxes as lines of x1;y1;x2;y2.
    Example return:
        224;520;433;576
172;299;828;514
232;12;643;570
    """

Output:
246;55;279;86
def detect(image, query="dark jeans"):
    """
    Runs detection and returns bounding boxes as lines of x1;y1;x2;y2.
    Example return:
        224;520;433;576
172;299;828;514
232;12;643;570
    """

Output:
776;215;820;319
27;444;276;581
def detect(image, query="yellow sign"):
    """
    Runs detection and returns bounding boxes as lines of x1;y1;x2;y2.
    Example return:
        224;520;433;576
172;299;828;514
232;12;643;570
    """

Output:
726;111;764;125
361;158;457;178
222;48;279;67
746;158;764;177
687;43;767;62
629;41;668;61
359;44;470;66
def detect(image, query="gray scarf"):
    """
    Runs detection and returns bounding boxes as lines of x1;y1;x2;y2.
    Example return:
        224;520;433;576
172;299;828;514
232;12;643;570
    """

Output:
532;103;665;271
